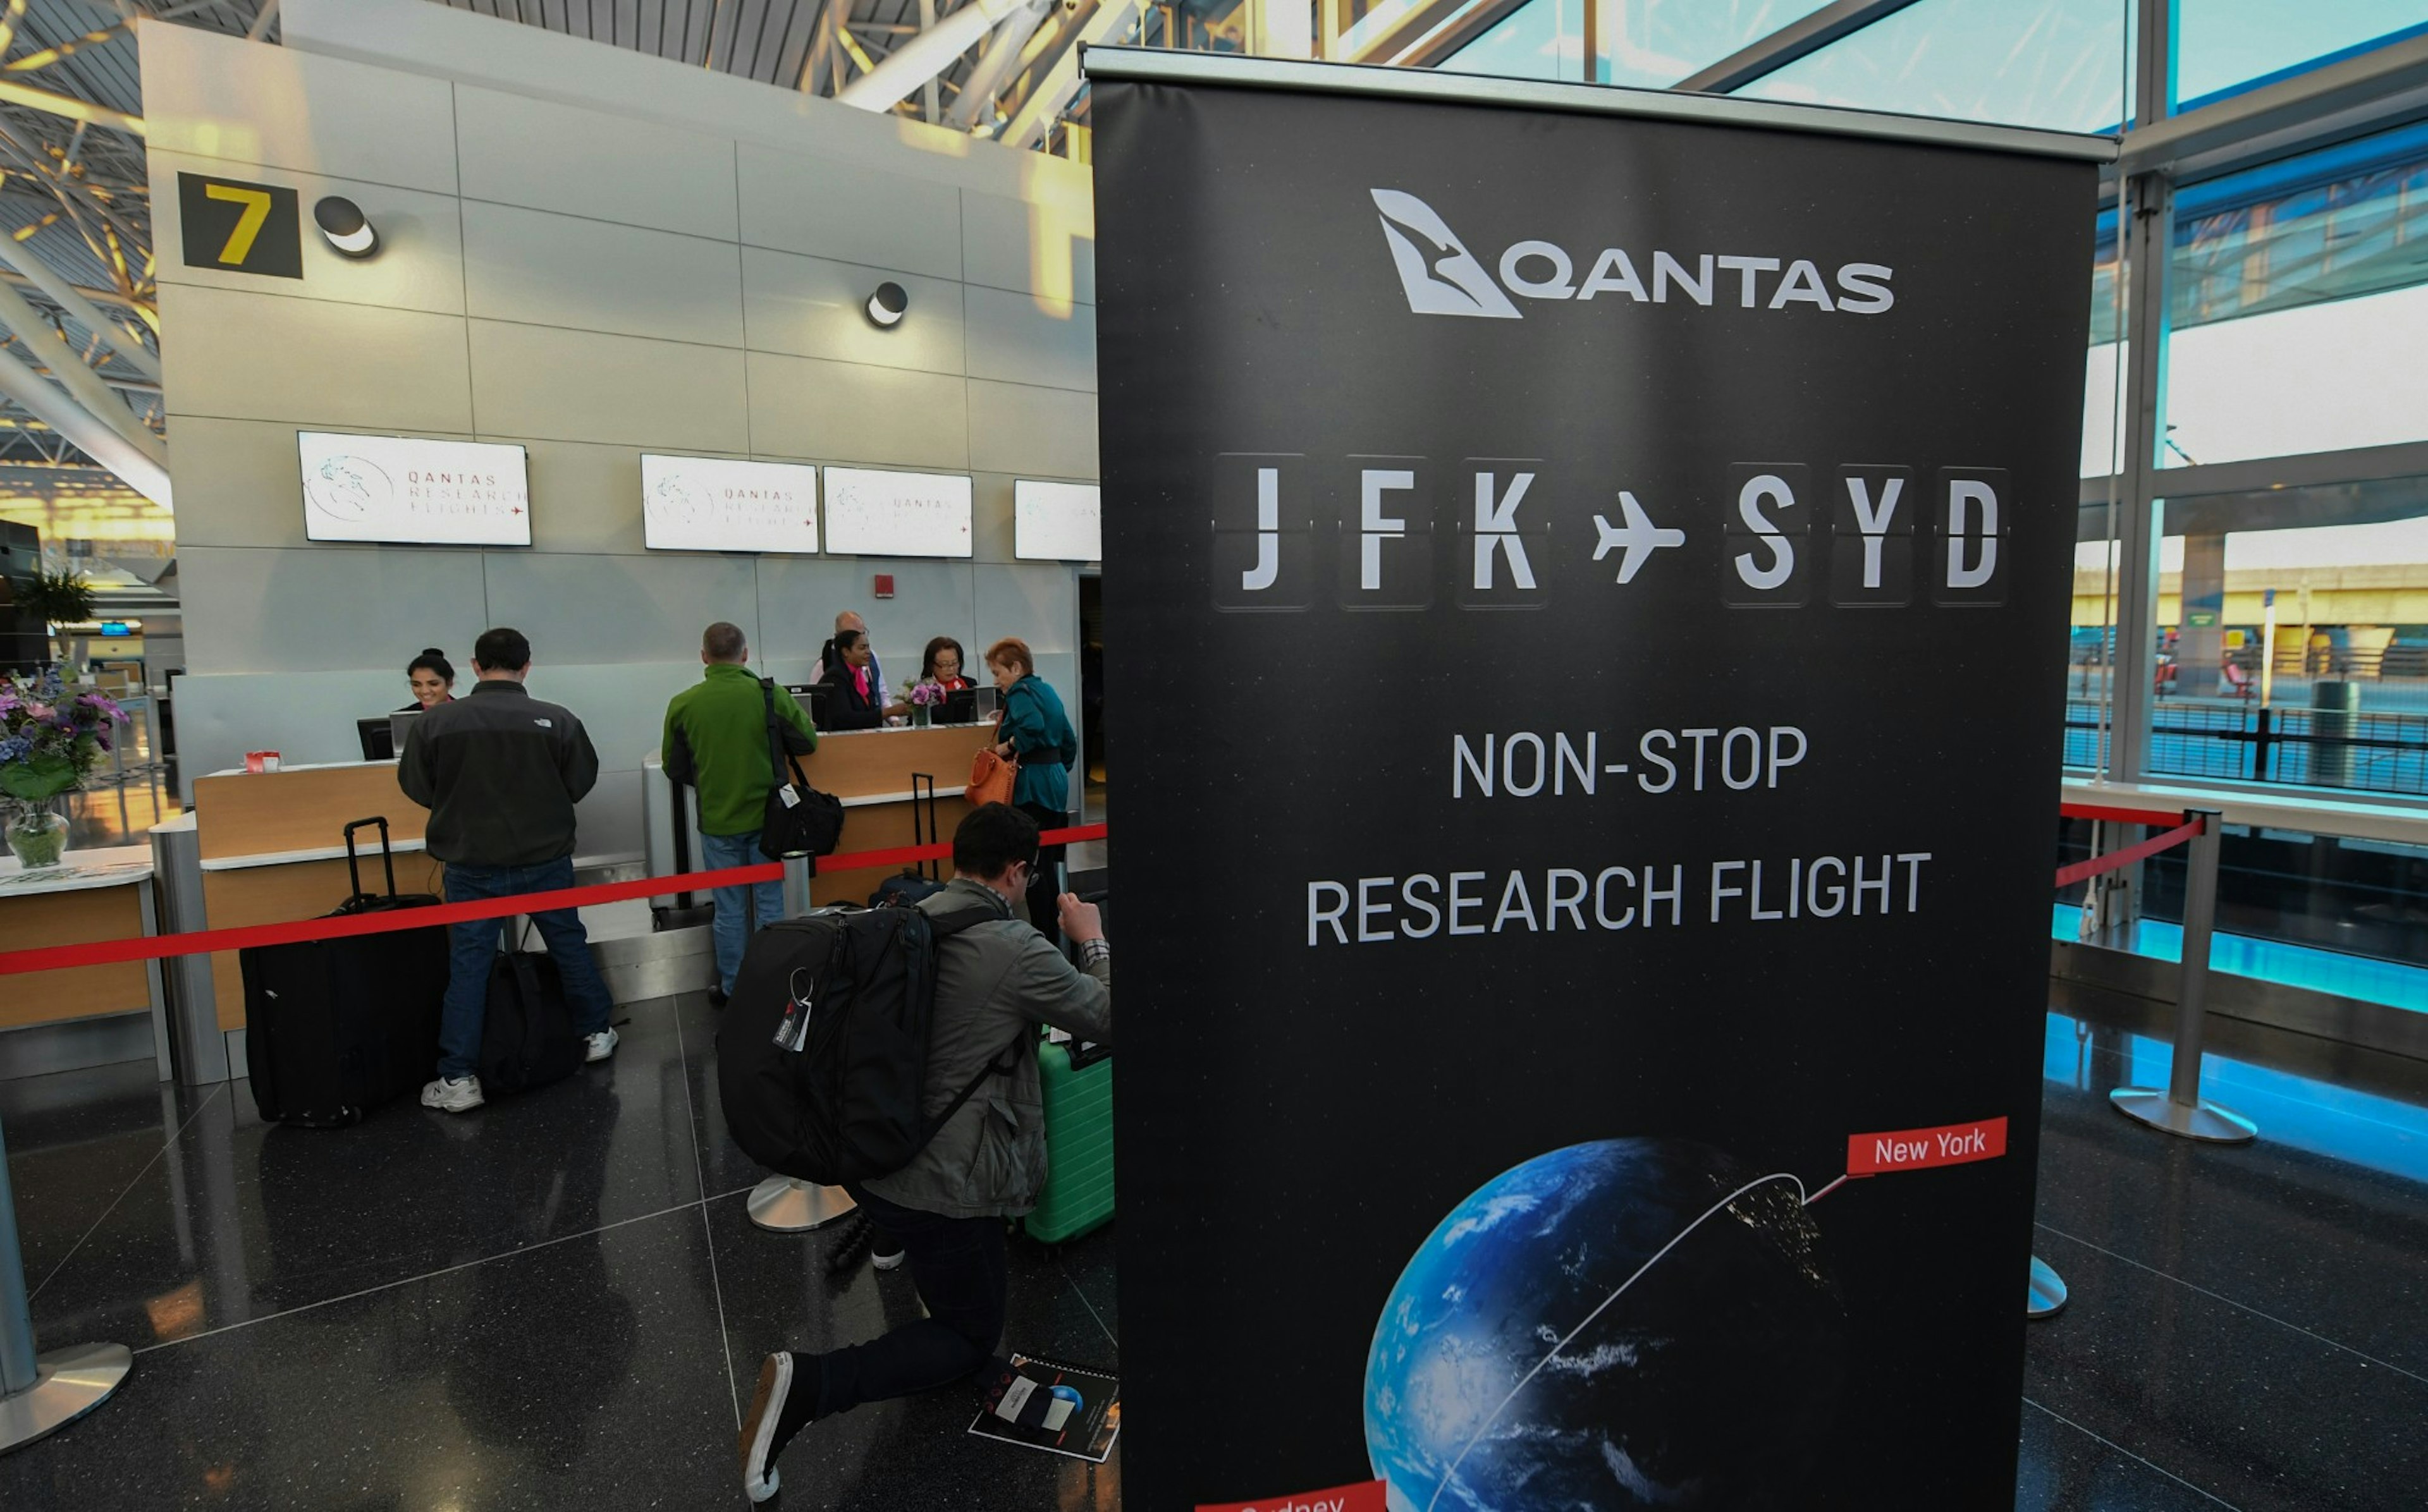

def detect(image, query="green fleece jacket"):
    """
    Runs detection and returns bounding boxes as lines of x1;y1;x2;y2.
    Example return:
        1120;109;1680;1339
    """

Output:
661;664;818;836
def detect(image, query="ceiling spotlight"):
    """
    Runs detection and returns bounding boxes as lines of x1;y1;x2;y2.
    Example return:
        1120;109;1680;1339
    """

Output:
313;195;379;259
865;282;909;329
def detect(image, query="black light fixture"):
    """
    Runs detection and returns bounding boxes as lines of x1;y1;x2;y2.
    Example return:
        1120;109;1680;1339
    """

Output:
313;195;379;259
864;281;909;329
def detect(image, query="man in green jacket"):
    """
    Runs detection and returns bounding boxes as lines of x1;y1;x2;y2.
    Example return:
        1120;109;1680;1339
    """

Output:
738;804;1111;1502
662;621;817;1001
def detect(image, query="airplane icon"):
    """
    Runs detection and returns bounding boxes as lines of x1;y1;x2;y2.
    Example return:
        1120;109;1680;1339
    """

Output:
1591;492;1687;584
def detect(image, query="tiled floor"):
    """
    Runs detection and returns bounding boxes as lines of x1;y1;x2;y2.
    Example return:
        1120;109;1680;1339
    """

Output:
1;989;2420;1509
0;993;1118;1509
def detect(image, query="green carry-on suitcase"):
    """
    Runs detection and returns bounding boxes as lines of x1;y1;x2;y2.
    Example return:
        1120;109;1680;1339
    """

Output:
1025;1038;1114;1245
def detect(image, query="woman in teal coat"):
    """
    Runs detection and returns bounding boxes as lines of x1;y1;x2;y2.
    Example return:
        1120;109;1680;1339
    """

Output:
985;635;1079;942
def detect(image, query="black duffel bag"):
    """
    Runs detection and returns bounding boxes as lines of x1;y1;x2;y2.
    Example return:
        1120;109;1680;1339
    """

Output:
757;678;843;860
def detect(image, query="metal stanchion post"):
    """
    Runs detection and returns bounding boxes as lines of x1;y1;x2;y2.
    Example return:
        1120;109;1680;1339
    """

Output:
780;851;815;921
0;1112;131;1453
748;851;859;1233
2109;810;2259;1143
2026;1255;2068;1319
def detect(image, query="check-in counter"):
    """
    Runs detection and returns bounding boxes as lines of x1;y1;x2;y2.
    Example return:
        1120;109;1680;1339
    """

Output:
645;721;997;906
0;845;171;1080
183;760;436;1046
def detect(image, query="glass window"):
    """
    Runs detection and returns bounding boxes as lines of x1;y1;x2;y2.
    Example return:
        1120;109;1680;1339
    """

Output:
2162;121;2428;467
1731;0;2131;133
2144;480;2428;798
2084;207;2126;480
2176;3;2428;110
1440;0;1837;89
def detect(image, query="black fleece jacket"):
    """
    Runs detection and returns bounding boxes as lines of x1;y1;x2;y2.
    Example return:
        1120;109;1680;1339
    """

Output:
397;679;598;867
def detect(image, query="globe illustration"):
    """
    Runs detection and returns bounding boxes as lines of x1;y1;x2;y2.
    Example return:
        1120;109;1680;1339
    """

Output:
305;455;387;520
1364;1138;1845;1511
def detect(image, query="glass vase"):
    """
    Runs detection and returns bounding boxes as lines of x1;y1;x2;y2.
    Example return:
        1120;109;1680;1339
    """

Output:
6;809;70;869
911;705;932;728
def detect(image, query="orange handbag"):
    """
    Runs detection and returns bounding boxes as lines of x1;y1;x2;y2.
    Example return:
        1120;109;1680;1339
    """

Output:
966;747;1016;807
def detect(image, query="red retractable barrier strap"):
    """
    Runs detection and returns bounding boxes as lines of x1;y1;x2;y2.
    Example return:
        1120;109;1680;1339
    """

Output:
0;824;1108;977
2052;816;2202;890
2059;800;2191;828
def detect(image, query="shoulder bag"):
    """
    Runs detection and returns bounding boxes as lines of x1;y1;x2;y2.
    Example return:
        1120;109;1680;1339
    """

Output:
757;678;845;859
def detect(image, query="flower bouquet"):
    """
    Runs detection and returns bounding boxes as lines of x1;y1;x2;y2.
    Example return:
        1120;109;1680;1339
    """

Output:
1;669;126;867
905;678;948;728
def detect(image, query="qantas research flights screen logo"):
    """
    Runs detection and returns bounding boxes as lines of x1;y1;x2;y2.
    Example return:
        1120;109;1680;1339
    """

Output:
1369;188;1896;319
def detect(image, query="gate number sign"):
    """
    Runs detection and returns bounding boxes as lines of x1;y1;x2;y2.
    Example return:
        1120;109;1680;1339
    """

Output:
177;172;303;279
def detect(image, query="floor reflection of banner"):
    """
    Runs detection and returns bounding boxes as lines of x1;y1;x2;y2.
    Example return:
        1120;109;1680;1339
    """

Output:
1089;52;2106;1512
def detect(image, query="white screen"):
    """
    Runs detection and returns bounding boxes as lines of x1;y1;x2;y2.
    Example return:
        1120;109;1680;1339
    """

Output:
641;454;819;554
298;432;532;546
823;467;973;558
1014;480;1102;561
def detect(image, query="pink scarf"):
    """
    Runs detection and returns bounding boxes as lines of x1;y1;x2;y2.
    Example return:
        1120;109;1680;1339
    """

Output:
852;663;870;700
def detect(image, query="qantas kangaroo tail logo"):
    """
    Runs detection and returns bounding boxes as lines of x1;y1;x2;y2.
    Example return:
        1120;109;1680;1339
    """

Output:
1370;189;1521;320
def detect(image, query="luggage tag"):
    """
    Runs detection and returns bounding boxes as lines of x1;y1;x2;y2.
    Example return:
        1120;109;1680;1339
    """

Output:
777;784;800;808
773;968;814;1052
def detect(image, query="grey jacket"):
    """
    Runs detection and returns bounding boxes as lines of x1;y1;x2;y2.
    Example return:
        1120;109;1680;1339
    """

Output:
861;878;1113;1219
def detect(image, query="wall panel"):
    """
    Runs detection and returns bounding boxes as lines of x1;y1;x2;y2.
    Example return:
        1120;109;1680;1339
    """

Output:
462;202;746;348
178;546;491;678
161;284;474;432
739;145;962;279
742;247;966;374
467;322;750;451
455;85;740;238
481;554;762;672
152;150;469;315
144;28;459;193
967;379;1100;479
745;352;971;470
965;286;1096;394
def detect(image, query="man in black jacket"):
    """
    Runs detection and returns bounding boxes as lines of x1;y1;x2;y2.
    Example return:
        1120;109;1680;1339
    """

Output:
398;626;618;1113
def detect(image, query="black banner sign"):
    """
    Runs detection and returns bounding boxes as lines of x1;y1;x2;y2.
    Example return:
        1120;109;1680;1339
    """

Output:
177;171;303;279
1093;61;2098;1512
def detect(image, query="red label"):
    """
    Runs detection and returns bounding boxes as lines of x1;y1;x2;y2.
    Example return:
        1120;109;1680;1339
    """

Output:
1197;1479;1390;1512
1847;1116;2008;1175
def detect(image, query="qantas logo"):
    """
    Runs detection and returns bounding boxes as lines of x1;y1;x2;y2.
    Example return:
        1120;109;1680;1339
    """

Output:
1370;188;1897;319
1371;189;1521;319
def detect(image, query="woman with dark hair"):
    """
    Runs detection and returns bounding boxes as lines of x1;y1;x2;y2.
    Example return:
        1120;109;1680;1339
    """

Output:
921;636;972;692
400;648;456;712
817;627;884;731
985;635;1079;942
882;635;974;719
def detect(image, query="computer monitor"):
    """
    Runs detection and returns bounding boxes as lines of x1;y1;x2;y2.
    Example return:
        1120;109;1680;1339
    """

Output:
801;683;831;727
359;709;420;761
941;686;977;725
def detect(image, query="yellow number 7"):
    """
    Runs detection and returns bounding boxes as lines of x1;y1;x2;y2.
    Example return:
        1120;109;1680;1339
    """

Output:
204;183;273;265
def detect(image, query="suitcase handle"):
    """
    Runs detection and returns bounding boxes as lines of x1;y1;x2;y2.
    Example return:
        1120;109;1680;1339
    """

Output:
909;772;938;881
343;816;398;903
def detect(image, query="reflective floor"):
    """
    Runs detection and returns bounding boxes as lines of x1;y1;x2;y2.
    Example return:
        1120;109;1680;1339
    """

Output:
1;991;2420;1508
0;994;1117;1509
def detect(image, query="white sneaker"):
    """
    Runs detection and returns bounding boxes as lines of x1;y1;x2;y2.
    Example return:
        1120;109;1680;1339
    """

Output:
420;1075;483;1113
584;1027;619;1064
871;1244;906;1272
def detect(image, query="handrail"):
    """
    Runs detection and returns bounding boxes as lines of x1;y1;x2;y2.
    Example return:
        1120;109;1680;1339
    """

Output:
2061;776;2428;847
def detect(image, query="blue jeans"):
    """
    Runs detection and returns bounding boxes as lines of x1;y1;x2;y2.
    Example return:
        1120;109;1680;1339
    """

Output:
437;855;615;1081
701;830;785;996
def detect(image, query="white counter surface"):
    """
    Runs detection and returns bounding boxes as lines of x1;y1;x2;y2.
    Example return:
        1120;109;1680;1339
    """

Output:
0;844;154;896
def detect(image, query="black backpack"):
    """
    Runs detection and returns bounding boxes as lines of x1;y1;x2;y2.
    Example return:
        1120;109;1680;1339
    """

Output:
715;902;1019;1186
478;944;583;1096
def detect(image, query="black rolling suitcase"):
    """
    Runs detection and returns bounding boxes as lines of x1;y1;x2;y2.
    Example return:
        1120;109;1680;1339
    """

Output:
243;817;450;1128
